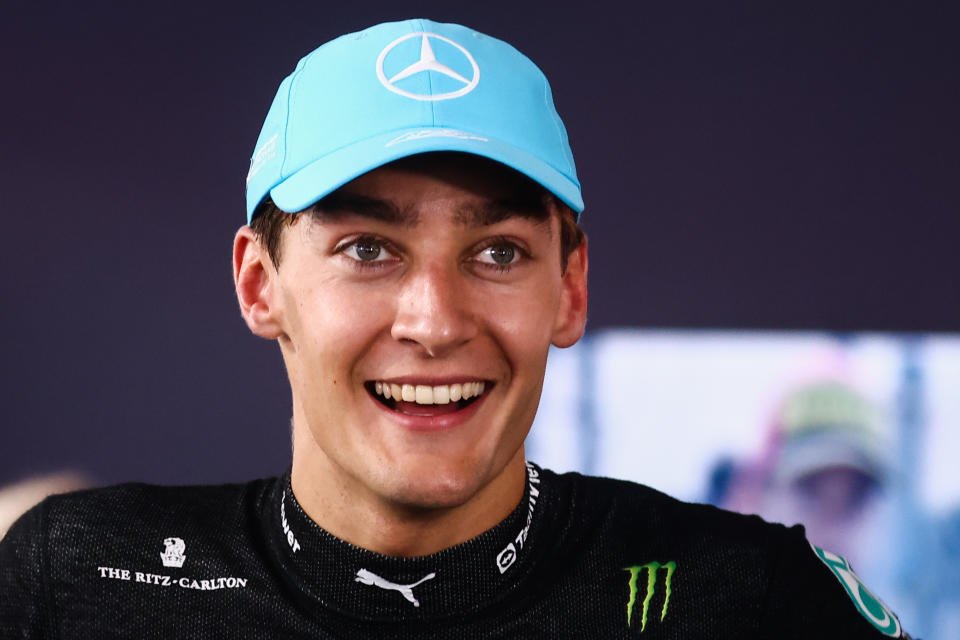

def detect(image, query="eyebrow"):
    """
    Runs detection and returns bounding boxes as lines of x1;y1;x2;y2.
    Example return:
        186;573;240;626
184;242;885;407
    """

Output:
310;191;551;229
308;192;416;226
454;197;551;227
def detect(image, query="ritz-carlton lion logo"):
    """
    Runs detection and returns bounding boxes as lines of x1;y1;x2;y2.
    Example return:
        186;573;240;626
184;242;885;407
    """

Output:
160;537;186;568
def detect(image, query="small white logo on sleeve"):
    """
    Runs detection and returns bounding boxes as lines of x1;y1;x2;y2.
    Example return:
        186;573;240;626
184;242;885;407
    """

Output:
354;568;436;607
160;537;186;568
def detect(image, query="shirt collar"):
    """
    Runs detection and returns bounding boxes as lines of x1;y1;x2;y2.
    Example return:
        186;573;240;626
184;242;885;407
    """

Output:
263;462;547;621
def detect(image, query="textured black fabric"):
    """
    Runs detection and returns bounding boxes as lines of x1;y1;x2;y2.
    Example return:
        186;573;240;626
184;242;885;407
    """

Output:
0;464;913;638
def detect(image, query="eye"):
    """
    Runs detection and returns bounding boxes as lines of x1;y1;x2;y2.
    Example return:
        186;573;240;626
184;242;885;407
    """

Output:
476;242;519;266
341;237;395;263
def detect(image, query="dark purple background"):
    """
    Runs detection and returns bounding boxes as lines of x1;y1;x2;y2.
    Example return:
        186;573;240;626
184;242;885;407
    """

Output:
2;1;957;486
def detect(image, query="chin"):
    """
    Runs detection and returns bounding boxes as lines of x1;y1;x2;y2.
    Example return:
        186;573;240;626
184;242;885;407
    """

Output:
379;461;488;511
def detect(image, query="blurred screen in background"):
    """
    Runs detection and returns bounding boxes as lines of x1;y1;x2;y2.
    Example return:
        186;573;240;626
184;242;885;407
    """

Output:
529;330;959;639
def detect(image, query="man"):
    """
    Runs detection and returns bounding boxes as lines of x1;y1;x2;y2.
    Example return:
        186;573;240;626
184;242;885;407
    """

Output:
0;18;913;638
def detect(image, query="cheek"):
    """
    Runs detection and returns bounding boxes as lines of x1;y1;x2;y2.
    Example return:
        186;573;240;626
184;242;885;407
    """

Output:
485;278;562;371
284;280;392;382
508;269;563;330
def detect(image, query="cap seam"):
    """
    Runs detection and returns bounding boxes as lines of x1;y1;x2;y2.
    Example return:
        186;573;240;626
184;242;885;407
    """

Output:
280;50;321;179
415;19;439;126
543;76;573;180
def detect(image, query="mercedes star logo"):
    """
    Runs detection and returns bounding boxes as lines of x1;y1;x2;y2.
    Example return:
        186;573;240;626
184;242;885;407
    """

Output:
376;32;480;101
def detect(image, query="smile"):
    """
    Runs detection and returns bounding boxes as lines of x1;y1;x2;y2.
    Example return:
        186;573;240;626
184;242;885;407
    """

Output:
366;380;490;417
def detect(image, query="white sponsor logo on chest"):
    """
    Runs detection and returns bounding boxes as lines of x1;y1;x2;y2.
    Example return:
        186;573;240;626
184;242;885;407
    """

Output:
95;537;249;592
354;568;436;607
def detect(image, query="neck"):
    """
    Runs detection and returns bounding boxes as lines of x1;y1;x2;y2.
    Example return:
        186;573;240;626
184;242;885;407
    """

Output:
290;431;527;557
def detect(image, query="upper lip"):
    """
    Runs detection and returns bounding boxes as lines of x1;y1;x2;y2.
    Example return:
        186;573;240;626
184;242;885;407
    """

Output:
369;376;493;386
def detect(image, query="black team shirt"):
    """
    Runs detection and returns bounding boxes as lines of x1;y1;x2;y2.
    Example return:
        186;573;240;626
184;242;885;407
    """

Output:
0;463;913;638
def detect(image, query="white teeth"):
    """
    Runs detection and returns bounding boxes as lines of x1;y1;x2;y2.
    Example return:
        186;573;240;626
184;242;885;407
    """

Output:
462;382;484;399
415;385;433;404
373;380;487;405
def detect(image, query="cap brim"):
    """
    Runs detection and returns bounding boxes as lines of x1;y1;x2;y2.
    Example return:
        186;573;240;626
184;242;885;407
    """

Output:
268;127;584;219
774;432;891;484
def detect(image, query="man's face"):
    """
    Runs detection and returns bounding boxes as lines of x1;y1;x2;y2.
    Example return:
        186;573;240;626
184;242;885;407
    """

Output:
244;156;587;513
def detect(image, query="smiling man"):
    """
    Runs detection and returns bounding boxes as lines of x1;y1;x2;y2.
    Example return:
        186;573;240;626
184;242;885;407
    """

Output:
237;152;586;559
1;18;913;639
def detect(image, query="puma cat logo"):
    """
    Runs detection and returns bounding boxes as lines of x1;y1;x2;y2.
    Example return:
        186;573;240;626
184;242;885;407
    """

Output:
354;568;436;607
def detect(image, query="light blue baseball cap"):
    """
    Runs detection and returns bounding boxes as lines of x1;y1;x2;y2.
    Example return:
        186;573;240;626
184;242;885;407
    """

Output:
245;18;583;223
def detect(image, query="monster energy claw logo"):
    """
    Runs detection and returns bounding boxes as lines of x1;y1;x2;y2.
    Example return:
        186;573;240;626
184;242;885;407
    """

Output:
624;561;676;632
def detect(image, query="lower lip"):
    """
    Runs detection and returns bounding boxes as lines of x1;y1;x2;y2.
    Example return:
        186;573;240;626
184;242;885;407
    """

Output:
369;389;490;432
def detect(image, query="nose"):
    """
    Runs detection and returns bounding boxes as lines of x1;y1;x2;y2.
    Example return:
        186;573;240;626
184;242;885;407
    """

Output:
391;261;478;357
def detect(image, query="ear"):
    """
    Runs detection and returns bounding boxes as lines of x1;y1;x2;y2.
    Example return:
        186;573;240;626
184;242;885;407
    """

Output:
233;226;284;339
551;237;589;348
